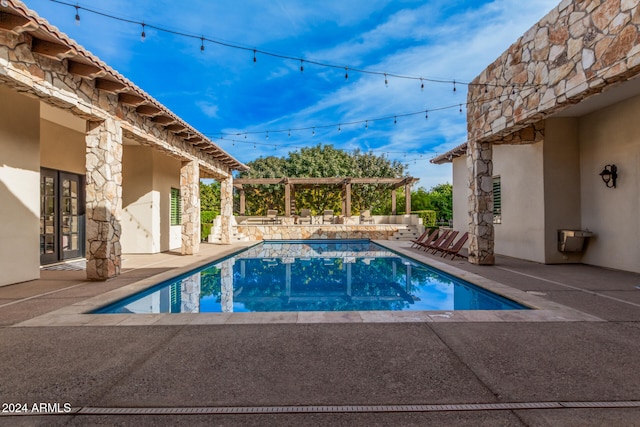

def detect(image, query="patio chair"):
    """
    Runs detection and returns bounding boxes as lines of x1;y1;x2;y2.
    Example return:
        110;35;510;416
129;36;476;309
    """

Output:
323;210;334;224
440;232;469;259
359;210;374;224
429;230;459;254
410;228;438;249
298;208;312;224
418;229;451;252
266;209;280;224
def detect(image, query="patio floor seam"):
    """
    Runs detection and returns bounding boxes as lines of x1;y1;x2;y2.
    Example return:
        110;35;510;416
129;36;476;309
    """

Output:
2;401;638;416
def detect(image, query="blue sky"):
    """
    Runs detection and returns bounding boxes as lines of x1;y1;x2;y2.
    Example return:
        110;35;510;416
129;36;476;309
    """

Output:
25;0;558;188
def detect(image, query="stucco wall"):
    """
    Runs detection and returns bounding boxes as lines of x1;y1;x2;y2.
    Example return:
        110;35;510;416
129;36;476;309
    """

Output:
0;88;40;286
40;118;86;175
121;146;181;253
452;156;468;234
543;118;583;263
122;146;157;253
493;143;546;263
579;95;640;273
153;150;182;251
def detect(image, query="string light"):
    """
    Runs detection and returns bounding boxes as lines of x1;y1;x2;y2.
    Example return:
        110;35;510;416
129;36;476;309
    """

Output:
420;78;424;91
300;59;304;73
140;23;146;41
200;37;205;52
74;5;80;25
384;73;388;87
47;0;544;93
215;89;520;140
344;67;349;81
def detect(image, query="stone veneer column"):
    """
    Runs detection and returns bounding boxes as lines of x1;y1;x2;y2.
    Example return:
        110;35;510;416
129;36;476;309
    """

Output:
467;140;495;265
220;176;233;244
85;118;123;280
180;160;200;255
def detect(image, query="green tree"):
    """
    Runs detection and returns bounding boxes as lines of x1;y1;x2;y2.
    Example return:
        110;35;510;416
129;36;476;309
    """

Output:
200;181;220;213
239;144;405;215
429;183;453;221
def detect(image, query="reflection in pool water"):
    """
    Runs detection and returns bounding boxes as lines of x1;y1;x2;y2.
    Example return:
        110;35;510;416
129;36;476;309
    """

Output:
95;241;528;313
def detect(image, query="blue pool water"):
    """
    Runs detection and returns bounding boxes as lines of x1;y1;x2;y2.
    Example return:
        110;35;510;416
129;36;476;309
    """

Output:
95;240;528;313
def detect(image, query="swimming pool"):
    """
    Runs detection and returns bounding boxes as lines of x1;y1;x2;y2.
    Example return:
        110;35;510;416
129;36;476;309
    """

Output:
94;240;528;313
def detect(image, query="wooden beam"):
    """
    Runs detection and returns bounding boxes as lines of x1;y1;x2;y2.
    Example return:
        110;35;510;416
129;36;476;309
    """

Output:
344;182;351;217
118;93;146;106
151;114;176;125
68;60;105;78
135;104;162;116
95;78;127;93
391;189;397;215
0;11;37;34
285;184;291;217
31;37;75;59
405;183;412;214
234;177;416;186
165;123;187;132
239;189;246;215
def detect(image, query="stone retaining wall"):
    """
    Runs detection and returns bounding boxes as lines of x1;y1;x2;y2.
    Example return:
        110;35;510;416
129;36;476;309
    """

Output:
236;225;403;241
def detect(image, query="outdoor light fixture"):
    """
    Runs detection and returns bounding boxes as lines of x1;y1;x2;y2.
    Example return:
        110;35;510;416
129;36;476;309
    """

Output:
599;164;618;188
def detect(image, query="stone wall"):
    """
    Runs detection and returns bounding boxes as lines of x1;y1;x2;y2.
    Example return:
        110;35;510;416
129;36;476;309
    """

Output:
0;4;242;281
236;225;405;241
85;118;122;279
465;0;640;265
468;0;640;142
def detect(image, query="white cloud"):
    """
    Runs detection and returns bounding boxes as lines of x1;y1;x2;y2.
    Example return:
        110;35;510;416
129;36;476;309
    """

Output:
197;102;220;118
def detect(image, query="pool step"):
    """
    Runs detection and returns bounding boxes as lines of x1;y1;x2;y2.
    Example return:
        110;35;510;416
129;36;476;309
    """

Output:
207;230;249;243
390;225;422;241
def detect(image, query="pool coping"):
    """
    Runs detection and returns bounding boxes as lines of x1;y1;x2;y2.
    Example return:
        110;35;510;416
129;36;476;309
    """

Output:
12;240;603;327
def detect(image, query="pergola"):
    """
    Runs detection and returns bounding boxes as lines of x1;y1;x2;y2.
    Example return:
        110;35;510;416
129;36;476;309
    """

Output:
233;177;418;217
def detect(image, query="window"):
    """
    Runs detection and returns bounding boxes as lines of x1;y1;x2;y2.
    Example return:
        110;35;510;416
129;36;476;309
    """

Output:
493;176;501;224
170;188;182;226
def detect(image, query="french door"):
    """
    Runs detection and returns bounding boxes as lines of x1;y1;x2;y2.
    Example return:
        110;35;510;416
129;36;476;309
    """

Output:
40;168;85;265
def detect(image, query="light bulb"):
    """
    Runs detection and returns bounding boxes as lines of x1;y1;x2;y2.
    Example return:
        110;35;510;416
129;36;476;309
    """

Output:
1;0;9;7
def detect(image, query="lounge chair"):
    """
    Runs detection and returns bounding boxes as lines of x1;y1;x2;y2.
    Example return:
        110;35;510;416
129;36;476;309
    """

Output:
440;232;469;259
359;209;374;224
429;230;459;254
418;229;451;251
323;210;334;224
298;208;312;224
410;229;437;248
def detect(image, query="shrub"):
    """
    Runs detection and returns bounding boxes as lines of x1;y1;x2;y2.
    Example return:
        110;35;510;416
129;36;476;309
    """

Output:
200;210;218;241
413;210;437;227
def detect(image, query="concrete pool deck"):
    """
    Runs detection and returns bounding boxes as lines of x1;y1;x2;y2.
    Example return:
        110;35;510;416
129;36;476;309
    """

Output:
1;241;639;425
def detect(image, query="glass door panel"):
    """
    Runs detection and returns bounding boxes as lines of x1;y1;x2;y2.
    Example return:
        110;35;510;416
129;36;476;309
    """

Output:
40;169;85;264
40;169;58;264
60;172;83;260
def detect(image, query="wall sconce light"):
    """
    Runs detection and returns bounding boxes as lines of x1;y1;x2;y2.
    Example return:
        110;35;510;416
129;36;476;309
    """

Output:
599;164;617;188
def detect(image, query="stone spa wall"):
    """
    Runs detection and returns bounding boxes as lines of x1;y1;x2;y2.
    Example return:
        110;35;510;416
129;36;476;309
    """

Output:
236;225;404;241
